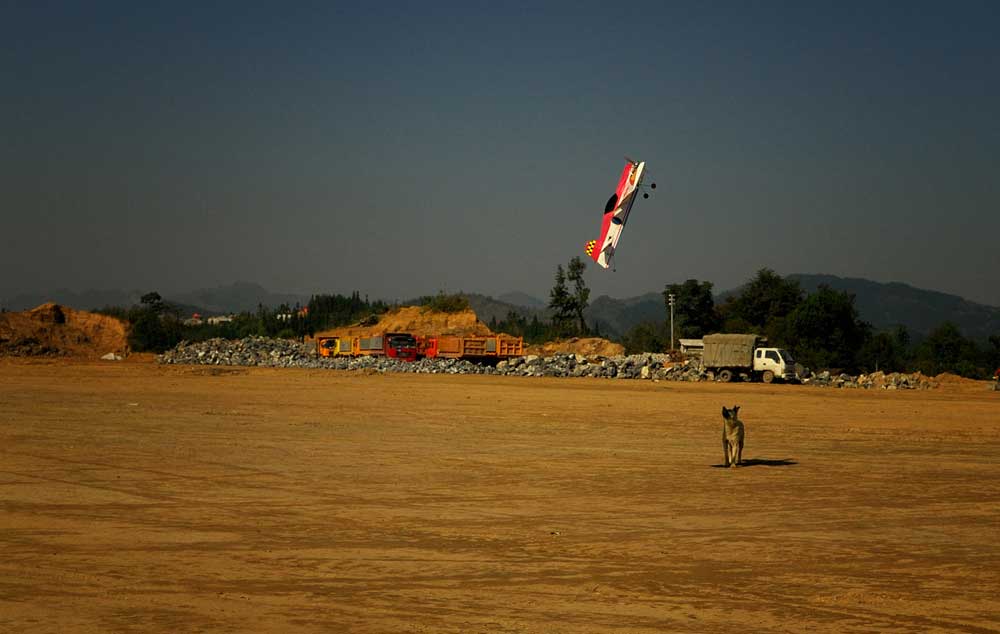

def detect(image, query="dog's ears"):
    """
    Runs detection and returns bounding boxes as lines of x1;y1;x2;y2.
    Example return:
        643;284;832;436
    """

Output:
734;405;740;416
722;406;729;418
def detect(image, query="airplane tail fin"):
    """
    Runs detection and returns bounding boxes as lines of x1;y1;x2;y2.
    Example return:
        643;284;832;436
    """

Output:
585;239;610;268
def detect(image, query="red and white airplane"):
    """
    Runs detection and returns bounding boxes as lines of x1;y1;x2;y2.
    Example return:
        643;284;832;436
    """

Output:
584;158;654;269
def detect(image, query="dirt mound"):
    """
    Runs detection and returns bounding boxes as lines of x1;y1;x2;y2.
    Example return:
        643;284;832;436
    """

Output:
526;337;625;357
310;307;619;356
314;306;495;339
933;372;993;391
933;372;977;385
0;303;129;358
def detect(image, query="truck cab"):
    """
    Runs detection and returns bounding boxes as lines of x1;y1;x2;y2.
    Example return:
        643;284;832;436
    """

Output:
384;332;418;362
316;336;340;358
753;347;798;383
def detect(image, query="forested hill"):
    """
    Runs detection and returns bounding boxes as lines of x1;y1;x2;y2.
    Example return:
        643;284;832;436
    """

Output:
485;275;1000;342
787;274;1000;340
583;293;666;340
461;292;666;341
462;293;548;326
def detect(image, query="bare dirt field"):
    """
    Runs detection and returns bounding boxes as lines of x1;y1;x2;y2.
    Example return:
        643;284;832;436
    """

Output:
1;359;998;633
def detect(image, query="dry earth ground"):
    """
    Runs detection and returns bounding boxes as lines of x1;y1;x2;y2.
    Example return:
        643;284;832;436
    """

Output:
0;360;998;633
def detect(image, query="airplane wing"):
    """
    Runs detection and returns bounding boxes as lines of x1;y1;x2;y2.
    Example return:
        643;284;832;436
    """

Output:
584;160;645;269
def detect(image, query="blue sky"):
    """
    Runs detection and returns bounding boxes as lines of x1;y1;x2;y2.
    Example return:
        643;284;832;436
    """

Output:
3;1;999;305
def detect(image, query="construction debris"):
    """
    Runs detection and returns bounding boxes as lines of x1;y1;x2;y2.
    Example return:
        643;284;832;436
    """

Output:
156;337;955;389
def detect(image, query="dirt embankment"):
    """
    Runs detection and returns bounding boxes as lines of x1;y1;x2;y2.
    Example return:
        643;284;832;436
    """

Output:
0;303;129;358
932;371;991;392
313;306;495;339
526;336;625;357
312;307;627;357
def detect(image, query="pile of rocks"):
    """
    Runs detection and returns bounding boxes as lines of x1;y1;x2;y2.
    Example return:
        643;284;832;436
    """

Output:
0;336;64;357
157;337;936;389
802;370;937;390
497;353;684;379
158;337;318;368
157;339;686;379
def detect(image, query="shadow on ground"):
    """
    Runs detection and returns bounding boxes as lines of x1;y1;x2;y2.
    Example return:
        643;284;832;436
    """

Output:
712;458;797;468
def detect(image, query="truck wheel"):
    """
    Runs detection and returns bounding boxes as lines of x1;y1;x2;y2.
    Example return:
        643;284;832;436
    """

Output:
718;369;733;383
762;370;774;384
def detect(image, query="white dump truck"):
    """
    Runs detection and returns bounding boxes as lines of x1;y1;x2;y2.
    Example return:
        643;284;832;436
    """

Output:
701;334;799;383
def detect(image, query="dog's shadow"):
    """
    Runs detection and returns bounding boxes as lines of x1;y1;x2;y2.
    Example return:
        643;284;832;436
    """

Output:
711;458;797;468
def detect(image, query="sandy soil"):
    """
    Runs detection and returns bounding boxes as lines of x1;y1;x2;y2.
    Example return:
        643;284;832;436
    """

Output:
1;359;998;633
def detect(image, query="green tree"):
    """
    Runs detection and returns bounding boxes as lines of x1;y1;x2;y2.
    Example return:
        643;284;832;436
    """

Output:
525;315;551;342
781;285;871;371
857;325;911;373
720;268;804;338
566;256;590;336
493;310;555;344
306;291;388;333
985;335;1000;375
140;291;165;313
419;291;470;313
128;291;183;353
663;279;720;339
622;321;668;355
548;264;575;337
914;322;981;377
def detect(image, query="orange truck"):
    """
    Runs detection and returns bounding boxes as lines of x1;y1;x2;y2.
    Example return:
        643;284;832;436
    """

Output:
316;332;419;362
418;335;523;360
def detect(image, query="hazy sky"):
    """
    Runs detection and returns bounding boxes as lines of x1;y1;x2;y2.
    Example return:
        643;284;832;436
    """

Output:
4;1;999;305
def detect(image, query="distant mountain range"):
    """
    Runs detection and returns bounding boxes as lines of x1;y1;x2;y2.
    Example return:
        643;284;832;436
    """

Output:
0;282;309;316
171;282;309;314
462;292;668;338
496;291;546;309
787;274;1000;341
4;276;998;341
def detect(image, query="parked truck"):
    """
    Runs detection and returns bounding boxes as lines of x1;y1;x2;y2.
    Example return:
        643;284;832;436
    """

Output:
316;336;339;357
701;334;798;383
417;334;524;361
315;332;419;362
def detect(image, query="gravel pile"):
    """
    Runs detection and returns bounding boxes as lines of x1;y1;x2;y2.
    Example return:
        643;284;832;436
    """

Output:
158;337;317;368
802;370;937;390
157;337;935;389
157;338;683;378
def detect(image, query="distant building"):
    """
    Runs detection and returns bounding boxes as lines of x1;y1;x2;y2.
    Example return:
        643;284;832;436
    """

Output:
207;315;234;325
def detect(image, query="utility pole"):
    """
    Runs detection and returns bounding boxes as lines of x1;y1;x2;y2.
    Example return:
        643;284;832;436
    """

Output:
667;293;676;352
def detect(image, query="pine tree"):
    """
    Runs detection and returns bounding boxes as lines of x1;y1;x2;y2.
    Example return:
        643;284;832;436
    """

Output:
548;264;574;337
567;256;590;336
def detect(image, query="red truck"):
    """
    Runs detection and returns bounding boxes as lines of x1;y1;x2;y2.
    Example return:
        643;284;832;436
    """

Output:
381;332;419;361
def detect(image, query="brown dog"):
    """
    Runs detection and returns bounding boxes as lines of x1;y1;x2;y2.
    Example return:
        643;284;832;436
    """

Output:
722;405;745;467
